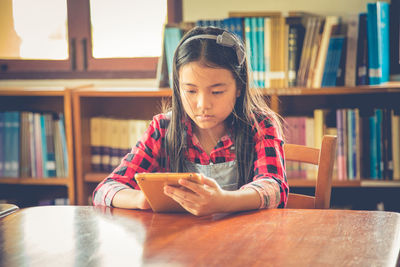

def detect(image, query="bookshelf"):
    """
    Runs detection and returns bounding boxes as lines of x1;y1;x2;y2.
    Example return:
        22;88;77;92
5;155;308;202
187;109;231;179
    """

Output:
0;87;75;206
72;86;171;205
71;84;400;210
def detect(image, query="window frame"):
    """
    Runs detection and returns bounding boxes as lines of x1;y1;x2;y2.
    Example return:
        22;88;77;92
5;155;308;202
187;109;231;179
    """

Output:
0;0;182;79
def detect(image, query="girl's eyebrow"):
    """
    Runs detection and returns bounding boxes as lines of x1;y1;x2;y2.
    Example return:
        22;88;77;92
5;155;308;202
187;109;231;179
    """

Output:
181;82;227;88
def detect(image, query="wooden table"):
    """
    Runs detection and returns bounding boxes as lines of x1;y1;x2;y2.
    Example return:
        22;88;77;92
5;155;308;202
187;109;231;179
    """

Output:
1;206;399;266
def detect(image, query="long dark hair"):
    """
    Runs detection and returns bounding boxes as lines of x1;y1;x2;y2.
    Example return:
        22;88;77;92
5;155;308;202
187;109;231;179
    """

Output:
163;26;282;186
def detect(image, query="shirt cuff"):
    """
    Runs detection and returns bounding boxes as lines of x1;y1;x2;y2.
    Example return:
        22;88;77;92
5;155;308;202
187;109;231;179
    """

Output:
241;178;281;209
93;180;131;207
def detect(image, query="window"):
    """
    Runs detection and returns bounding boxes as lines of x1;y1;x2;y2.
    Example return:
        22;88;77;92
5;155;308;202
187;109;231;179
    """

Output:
0;0;181;78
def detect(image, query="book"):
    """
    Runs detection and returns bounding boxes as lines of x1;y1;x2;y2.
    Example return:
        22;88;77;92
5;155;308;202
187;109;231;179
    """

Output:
90;117;102;172
344;15;360;87
375;109;383;178
311;16;340;88
19;112;31;178
33;113;43;178
0;113;4;177
356;13;369;85
313;109;328;149
163;25;183;88
367;2;390;85
9;112;20;178
382;109;393;180
45;114;56;177
369;111;378;179
321;36;345;87
360;108;372;179
336;109;348;180
347;109;354;180
40;114;48;178
286;15;306;87
392;109;400;180
390;0;400;77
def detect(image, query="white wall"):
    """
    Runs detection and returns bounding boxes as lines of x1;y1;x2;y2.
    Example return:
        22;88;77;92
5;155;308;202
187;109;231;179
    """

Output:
183;0;374;21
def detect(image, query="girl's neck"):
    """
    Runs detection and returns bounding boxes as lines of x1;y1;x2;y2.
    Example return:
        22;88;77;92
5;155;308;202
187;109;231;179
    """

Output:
193;125;227;154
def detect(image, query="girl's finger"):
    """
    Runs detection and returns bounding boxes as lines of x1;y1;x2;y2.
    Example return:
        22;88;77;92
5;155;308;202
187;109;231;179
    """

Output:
199;175;219;188
164;185;199;204
178;178;208;195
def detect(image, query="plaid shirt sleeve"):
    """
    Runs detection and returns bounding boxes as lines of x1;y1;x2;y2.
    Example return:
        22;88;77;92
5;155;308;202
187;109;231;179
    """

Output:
240;116;288;209
93;114;169;206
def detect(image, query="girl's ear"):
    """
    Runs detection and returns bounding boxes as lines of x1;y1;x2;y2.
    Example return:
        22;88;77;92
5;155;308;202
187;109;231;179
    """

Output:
236;89;241;98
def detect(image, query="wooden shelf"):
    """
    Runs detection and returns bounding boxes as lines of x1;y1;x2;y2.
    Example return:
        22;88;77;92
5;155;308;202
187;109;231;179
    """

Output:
260;83;400;96
84;173;400;188
289;179;400;188
0;178;70;186
0;86;76;204
72;84;400;207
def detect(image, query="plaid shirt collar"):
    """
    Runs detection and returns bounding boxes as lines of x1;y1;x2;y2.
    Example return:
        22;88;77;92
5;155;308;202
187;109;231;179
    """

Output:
183;116;235;151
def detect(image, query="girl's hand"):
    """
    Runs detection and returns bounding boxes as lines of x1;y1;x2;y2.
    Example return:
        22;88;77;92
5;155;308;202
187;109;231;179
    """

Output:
163;174;227;216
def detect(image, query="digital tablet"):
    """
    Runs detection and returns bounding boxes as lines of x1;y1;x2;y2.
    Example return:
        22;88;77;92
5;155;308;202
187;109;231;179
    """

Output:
134;172;202;213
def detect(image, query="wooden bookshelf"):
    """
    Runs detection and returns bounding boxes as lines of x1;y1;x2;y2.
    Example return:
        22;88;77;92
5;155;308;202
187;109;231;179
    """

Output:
71;84;400;208
0;87;75;205
84;173;400;188
72;86;171;205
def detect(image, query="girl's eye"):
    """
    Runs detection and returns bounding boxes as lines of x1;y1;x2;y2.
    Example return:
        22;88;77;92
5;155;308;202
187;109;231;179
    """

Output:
212;91;224;95
184;89;196;94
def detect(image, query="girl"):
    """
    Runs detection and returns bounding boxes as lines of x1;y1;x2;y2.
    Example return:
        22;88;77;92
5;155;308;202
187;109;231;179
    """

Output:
93;26;288;216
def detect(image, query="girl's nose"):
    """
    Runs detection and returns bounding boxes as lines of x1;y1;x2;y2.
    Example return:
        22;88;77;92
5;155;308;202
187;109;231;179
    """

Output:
196;92;212;110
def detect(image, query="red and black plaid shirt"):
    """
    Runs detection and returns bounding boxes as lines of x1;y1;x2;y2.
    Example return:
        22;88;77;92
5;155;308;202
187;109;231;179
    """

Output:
93;113;288;209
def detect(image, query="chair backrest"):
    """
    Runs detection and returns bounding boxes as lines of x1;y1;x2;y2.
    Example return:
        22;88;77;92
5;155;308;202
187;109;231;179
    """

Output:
285;135;337;209
0;203;19;218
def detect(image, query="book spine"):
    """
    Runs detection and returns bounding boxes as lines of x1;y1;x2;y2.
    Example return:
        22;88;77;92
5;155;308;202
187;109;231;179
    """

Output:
10;112;20;178
369;112;378;179
375;109;383;179
0;113;4;177
392;109;400;180
356;13;369;85
40;114;48;178
347;109;354;180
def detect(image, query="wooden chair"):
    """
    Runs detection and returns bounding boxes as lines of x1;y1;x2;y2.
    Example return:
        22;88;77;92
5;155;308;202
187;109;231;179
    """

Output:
285;135;337;209
0;203;19;218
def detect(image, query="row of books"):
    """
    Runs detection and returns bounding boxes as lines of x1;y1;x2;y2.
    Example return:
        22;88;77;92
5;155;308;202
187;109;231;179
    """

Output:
90;117;150;173
158;1;396;88
0;111;68;178
284;108;400;181
336;108;399;181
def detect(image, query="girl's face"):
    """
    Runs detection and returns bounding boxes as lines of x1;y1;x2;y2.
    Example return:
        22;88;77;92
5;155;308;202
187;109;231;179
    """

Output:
179;61;240;137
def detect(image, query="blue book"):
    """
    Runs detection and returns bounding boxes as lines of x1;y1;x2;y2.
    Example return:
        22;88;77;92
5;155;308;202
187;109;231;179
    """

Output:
3;112;20;178
222;17;235;35
347;109;354;180
367;2;390;85
28;113;36;177
58;114;69;177
164;27;183;88
375;109;383;179
369;113;378;179
250;17;259;88
0;113;4;177
322;36;345;87
257;17;265;88
9;112;20;178
356;13;369;85
234;17;244;41
45;114;56;177
40;114;48;178
244;18;255;87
